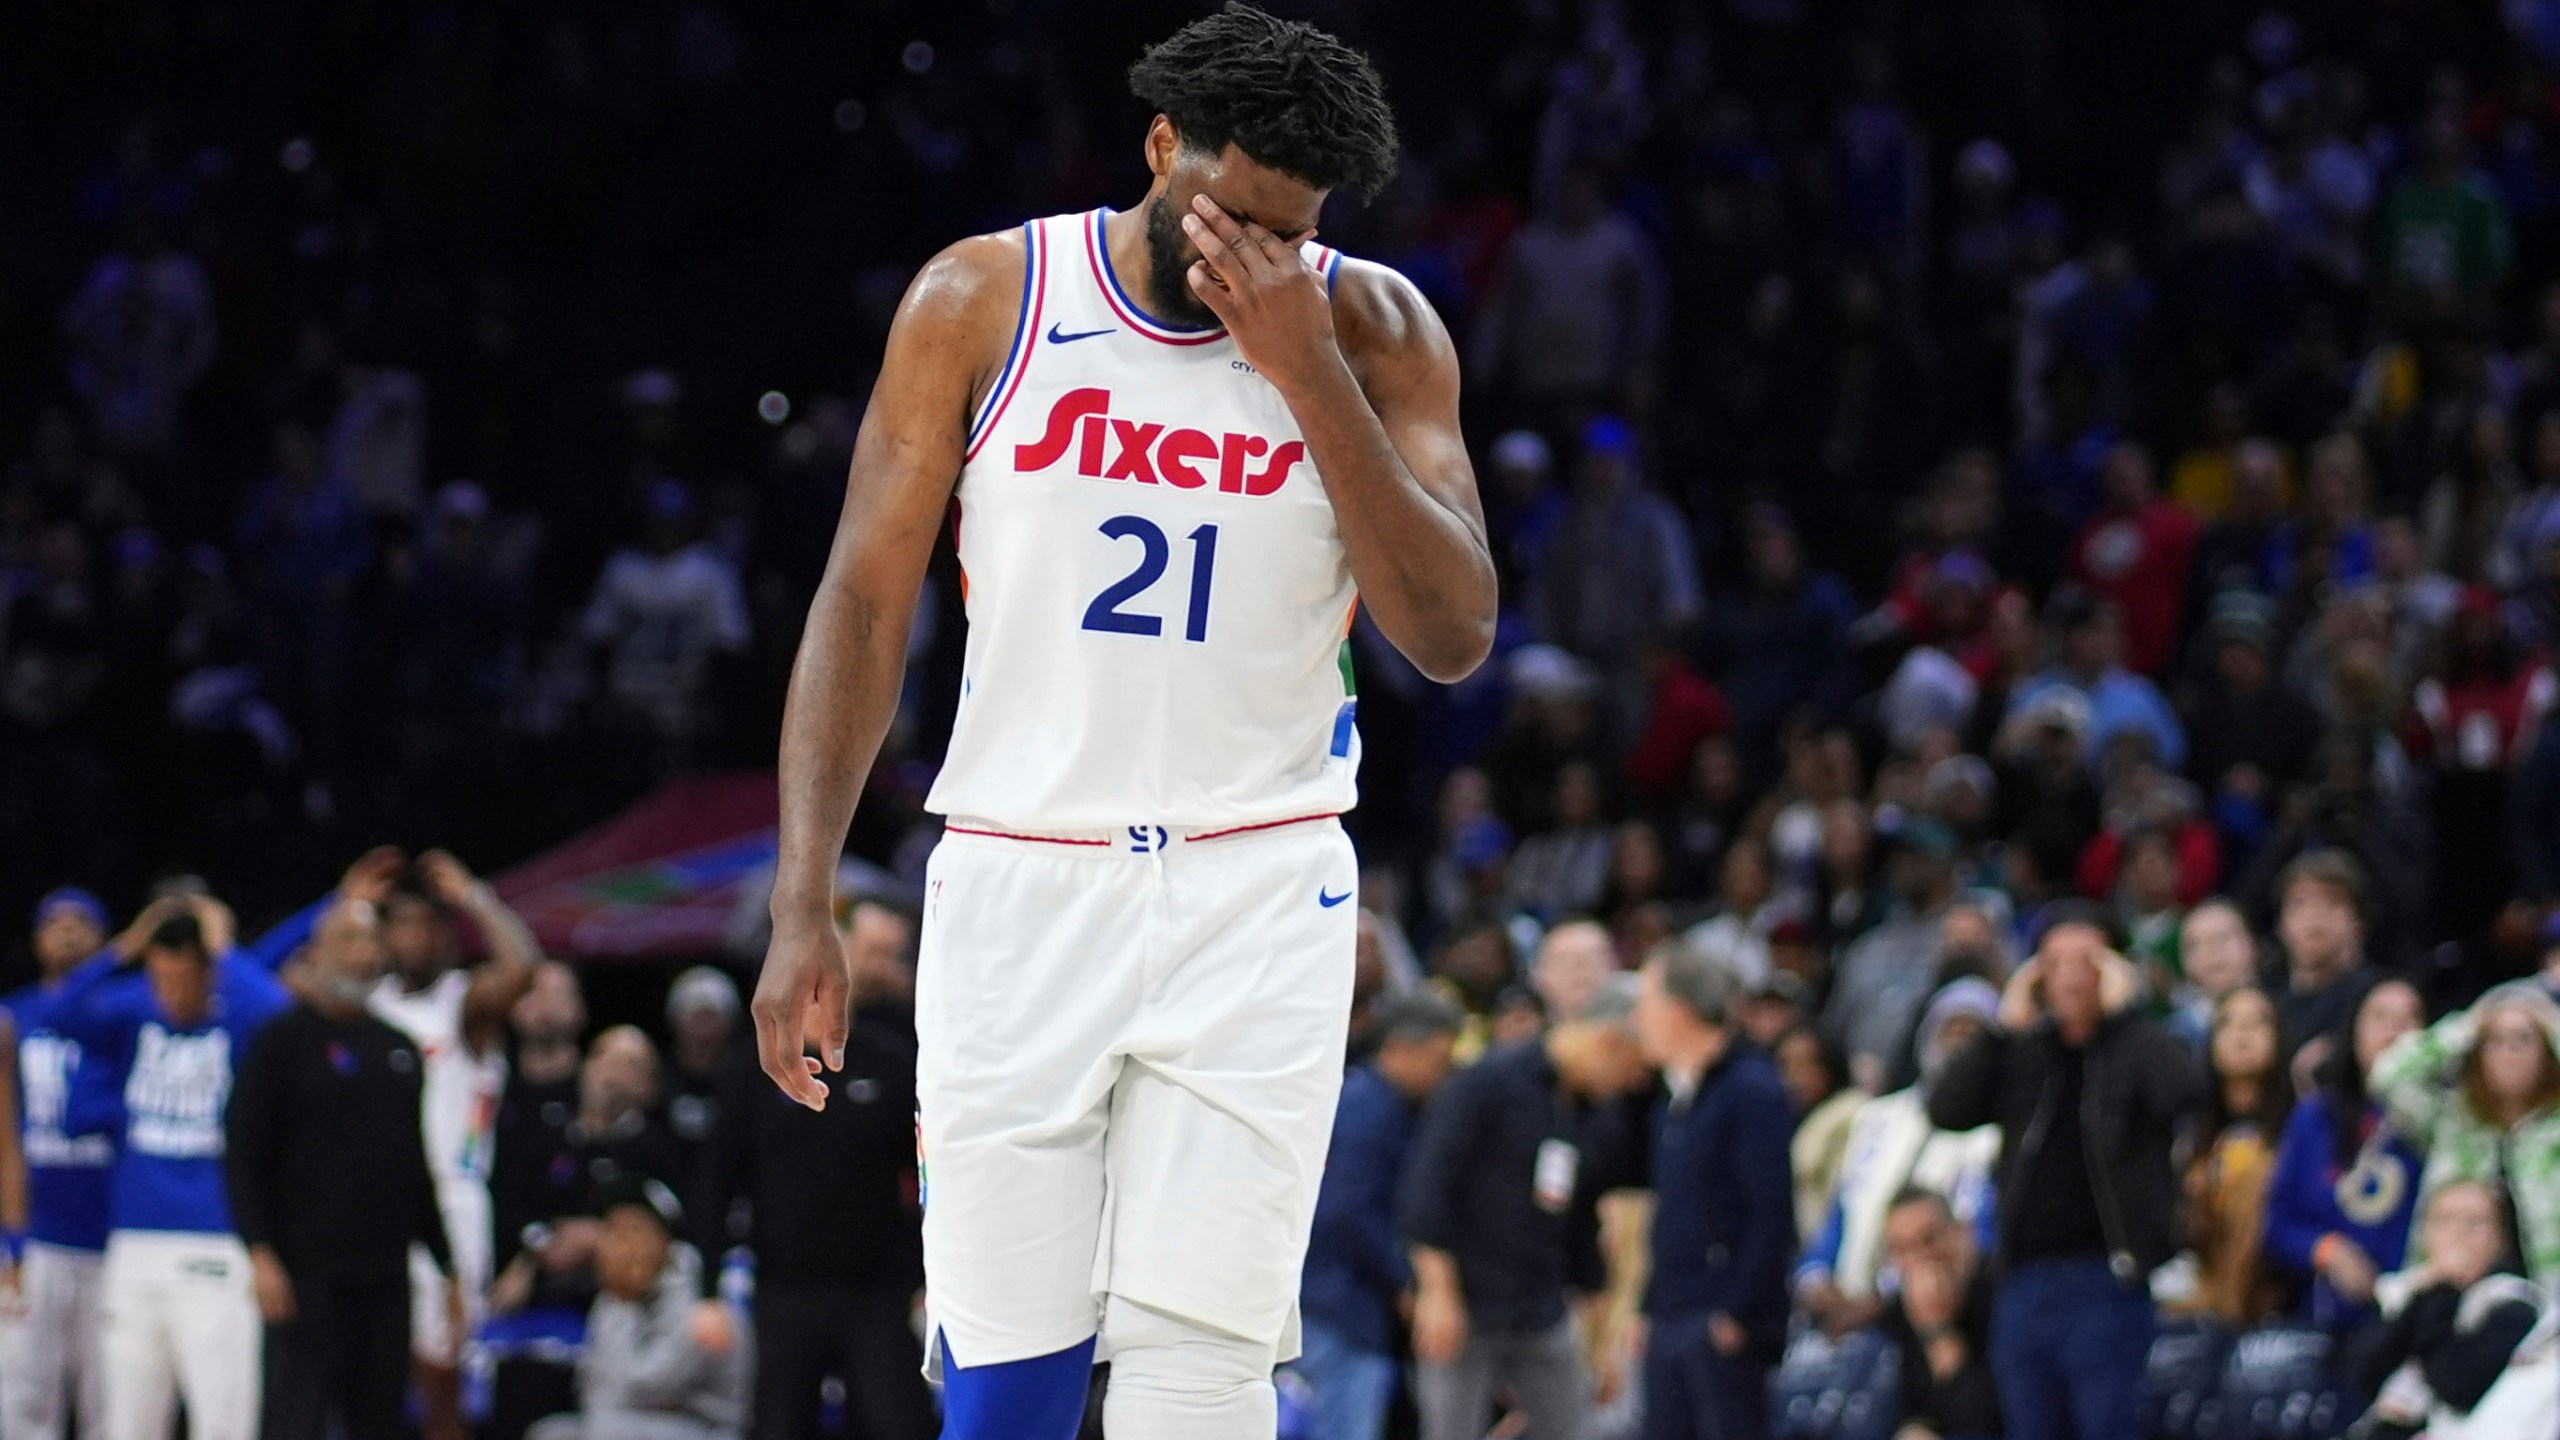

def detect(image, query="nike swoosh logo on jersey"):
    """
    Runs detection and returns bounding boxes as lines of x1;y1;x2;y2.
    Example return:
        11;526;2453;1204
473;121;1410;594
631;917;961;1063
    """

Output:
1047;323;1115;344
1318;888;1351;908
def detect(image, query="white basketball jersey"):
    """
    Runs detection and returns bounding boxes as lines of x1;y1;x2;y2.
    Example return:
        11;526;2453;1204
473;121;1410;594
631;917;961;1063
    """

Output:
923;208;1363;832
370;969;504;1187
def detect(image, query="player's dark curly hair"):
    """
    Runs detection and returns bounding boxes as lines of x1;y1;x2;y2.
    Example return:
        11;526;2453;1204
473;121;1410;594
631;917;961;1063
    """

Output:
1128;3;1399;200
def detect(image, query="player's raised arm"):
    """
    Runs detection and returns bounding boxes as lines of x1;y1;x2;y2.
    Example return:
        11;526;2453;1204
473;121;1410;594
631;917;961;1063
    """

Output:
754;231;1019;1110
1182;197;1496;683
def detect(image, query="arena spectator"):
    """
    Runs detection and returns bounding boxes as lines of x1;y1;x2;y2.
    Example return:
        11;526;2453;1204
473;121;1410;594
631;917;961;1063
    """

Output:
1681;837;1782;992
2175;987;2292;1325
2344;1180;2557;1440
528;1177;749;1440
2406;589;2553;955
2070;442;2199;678
234;422;370;804
1825;821;1965;1092
226;898;457;1440
2264;978;2427;1331
67;909;292;1440
2004;588;2186;774
1295;989;1463;1440
1929;909;2201;1440
692;901;931;1440
2374;111;2513;314
1877;1187;2003;1440
579;480;750;754
1703;506;1860;766
1630;941;1795;1440
2180;594;2322;849
1506;761;1616;923
57;206;215;460
1522;419;1704;725
2168;898;2264;1050
2270;851;2381;1074
1529;919;1619;1027
1401;986;1650;1440
1773;1025;1864;1245
1469;169;1663;425
660;965;740;1171
2369;981;2560;1288
493;961;588;1199
1796;979;2001;1334
487;1025;684;1440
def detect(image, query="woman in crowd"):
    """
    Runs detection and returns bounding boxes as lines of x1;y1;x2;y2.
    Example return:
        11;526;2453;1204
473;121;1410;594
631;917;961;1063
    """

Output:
1773;1025;1867;1247
2263;978;2428;1330
1682;835;1785;991
2370;980;2560;1287
2344;1179;2558;1440
2180;986;2294;1324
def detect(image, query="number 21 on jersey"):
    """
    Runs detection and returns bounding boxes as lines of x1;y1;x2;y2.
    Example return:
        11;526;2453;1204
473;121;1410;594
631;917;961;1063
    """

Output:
1082;515;1218;643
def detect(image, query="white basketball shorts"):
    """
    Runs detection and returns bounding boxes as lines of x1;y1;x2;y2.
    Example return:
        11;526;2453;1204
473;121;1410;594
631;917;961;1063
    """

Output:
915;814;1359;1374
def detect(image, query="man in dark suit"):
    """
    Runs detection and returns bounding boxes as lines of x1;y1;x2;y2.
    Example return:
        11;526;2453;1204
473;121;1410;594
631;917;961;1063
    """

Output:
1630;939;1795;1440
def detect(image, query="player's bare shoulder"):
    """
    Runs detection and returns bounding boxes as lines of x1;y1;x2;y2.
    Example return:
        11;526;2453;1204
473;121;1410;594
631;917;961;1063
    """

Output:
887;228;1034;411
1326;257;1457;395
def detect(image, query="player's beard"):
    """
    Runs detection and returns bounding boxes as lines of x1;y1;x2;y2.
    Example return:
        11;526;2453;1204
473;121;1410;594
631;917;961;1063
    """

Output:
1144;192;1225;331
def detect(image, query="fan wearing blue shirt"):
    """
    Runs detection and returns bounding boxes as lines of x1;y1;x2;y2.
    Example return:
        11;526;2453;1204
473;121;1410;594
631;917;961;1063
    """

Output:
60;909;292;1440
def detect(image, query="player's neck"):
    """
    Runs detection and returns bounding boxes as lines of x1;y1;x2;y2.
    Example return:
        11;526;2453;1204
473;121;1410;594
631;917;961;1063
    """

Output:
1102;198;1180;326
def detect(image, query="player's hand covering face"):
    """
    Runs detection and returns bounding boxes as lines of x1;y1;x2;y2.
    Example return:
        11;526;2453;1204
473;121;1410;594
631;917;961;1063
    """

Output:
1180;195;1338;391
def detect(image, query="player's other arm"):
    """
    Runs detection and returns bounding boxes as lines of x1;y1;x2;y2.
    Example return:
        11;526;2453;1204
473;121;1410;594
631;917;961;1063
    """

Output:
753;231;1019;1110
1182;199;1496;684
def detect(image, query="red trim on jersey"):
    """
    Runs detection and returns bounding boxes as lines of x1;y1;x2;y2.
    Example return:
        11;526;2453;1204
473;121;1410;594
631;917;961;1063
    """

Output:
1085;209;1228;347
1188;812;1342;843
963;222;1048;462
944;825;1112;848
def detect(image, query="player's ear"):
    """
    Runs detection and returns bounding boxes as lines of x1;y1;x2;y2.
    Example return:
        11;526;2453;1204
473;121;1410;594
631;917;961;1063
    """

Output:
1144;116;1180;179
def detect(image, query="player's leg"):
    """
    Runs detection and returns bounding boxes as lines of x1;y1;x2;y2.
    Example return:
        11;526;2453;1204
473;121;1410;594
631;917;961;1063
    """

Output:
941;1334;1098;1440
162;1234;261;1440
63;1246;106;1440
1097;822;1361;1438
94;1238;178;1440
5;1242;75;1440
1097;1296;1275;1439
414;1180;488;1440
915;833;1147;1436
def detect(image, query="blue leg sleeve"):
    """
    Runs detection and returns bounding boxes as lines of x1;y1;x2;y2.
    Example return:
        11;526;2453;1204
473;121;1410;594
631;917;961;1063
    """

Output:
939;1334;1097;1440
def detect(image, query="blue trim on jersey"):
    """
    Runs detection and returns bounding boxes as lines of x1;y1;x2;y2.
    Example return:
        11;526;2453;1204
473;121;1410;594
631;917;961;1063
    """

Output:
1330;698;1359;758
1092;209;1219;336
965;221;1042;449
1323;245;1344;292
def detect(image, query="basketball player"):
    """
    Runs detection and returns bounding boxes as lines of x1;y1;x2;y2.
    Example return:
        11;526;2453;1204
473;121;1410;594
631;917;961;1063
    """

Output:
367;850;538;1440
750;7;1495;1438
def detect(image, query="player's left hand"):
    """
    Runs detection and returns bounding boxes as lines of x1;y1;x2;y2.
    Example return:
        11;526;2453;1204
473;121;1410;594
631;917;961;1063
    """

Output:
1181;195;1339;393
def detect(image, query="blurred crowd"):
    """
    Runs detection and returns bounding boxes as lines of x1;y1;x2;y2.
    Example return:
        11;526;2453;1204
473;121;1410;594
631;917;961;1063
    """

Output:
15;0;2560;1436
